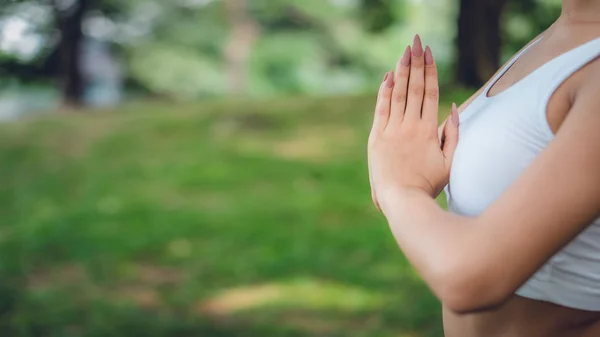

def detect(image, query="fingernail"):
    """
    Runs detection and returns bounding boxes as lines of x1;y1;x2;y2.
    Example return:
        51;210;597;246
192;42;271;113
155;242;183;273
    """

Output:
401;46;411;66
383;72;389;82
425;46;433;65
452;102;459;126
385;71;394;88
412;34;423;57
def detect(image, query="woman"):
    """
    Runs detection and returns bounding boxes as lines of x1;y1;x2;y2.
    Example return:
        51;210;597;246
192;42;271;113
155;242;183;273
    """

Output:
367;1;600;336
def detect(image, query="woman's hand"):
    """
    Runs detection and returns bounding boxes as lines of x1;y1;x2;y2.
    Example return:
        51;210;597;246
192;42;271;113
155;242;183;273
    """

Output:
368;35;460;212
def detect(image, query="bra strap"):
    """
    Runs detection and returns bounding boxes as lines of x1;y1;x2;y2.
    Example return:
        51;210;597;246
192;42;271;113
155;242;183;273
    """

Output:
483;36;544;97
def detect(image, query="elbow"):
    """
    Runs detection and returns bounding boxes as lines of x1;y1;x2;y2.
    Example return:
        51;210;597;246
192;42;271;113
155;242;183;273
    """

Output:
432;261;510;314
438;281;507;314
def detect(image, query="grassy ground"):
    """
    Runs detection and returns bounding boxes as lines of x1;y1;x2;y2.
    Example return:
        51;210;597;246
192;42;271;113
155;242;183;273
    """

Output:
0;92;470;337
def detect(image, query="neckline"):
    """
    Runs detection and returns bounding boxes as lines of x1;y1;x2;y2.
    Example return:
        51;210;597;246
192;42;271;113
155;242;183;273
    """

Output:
483;34;600;100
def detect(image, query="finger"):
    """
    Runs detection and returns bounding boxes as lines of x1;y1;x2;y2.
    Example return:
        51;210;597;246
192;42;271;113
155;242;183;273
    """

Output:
404;34;425;123
422;46;439;131
388;45;411;127
443;103;460;166
373;71;394;132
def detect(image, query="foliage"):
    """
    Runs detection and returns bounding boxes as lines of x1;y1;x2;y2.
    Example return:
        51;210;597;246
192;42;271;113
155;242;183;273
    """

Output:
129;42;225;98
0;0;563;97
360;0;397;33
504;0;561;57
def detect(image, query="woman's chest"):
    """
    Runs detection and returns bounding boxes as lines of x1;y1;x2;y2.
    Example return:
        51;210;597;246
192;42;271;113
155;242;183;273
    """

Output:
446;96;554;216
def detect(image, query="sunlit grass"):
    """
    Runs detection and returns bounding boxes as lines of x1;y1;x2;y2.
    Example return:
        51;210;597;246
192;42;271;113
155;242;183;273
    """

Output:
0;93;459;337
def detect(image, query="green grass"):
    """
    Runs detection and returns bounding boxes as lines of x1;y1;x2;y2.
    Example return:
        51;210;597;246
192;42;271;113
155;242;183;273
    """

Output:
0;93;460;337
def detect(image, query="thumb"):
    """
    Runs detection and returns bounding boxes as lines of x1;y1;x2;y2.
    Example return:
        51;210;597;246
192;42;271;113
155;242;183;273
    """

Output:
442;102;460;165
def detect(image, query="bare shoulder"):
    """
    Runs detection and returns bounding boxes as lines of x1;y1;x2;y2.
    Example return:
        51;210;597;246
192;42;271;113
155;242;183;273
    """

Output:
576;55;600;91
571;56;600;112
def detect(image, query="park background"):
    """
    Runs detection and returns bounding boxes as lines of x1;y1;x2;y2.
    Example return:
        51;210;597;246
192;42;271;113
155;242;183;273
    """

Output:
0;0;560;336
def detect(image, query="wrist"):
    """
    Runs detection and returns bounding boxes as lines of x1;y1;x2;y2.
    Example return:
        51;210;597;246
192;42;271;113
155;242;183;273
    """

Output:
378;185;433;216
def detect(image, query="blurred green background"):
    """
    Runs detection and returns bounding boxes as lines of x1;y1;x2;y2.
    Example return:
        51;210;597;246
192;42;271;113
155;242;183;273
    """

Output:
0;0;560;336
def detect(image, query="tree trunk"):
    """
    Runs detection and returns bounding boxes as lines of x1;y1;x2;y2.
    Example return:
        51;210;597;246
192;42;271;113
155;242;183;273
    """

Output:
53;0;91;108
456;0;509;88
224;0;259;94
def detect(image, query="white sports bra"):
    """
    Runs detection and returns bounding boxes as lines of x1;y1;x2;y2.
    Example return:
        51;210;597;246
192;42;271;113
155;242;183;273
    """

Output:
445;35;600;311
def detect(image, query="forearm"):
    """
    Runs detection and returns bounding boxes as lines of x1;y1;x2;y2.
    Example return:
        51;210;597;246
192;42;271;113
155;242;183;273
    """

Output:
379;187;478;300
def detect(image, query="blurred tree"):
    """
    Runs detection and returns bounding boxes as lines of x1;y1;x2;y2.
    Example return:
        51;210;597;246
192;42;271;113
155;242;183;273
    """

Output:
246;0;392;96
504;0;561;55
0;0;565;100
224;0;259;94
456;0;561;88
455;0;509;88
1;0;413;99
360;0;395;33
52;0;93;108
126;0;228;98
0;0;133;106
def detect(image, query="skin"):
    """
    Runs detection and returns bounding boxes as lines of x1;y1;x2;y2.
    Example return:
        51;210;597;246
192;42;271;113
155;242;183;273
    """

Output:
367;1;600;336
